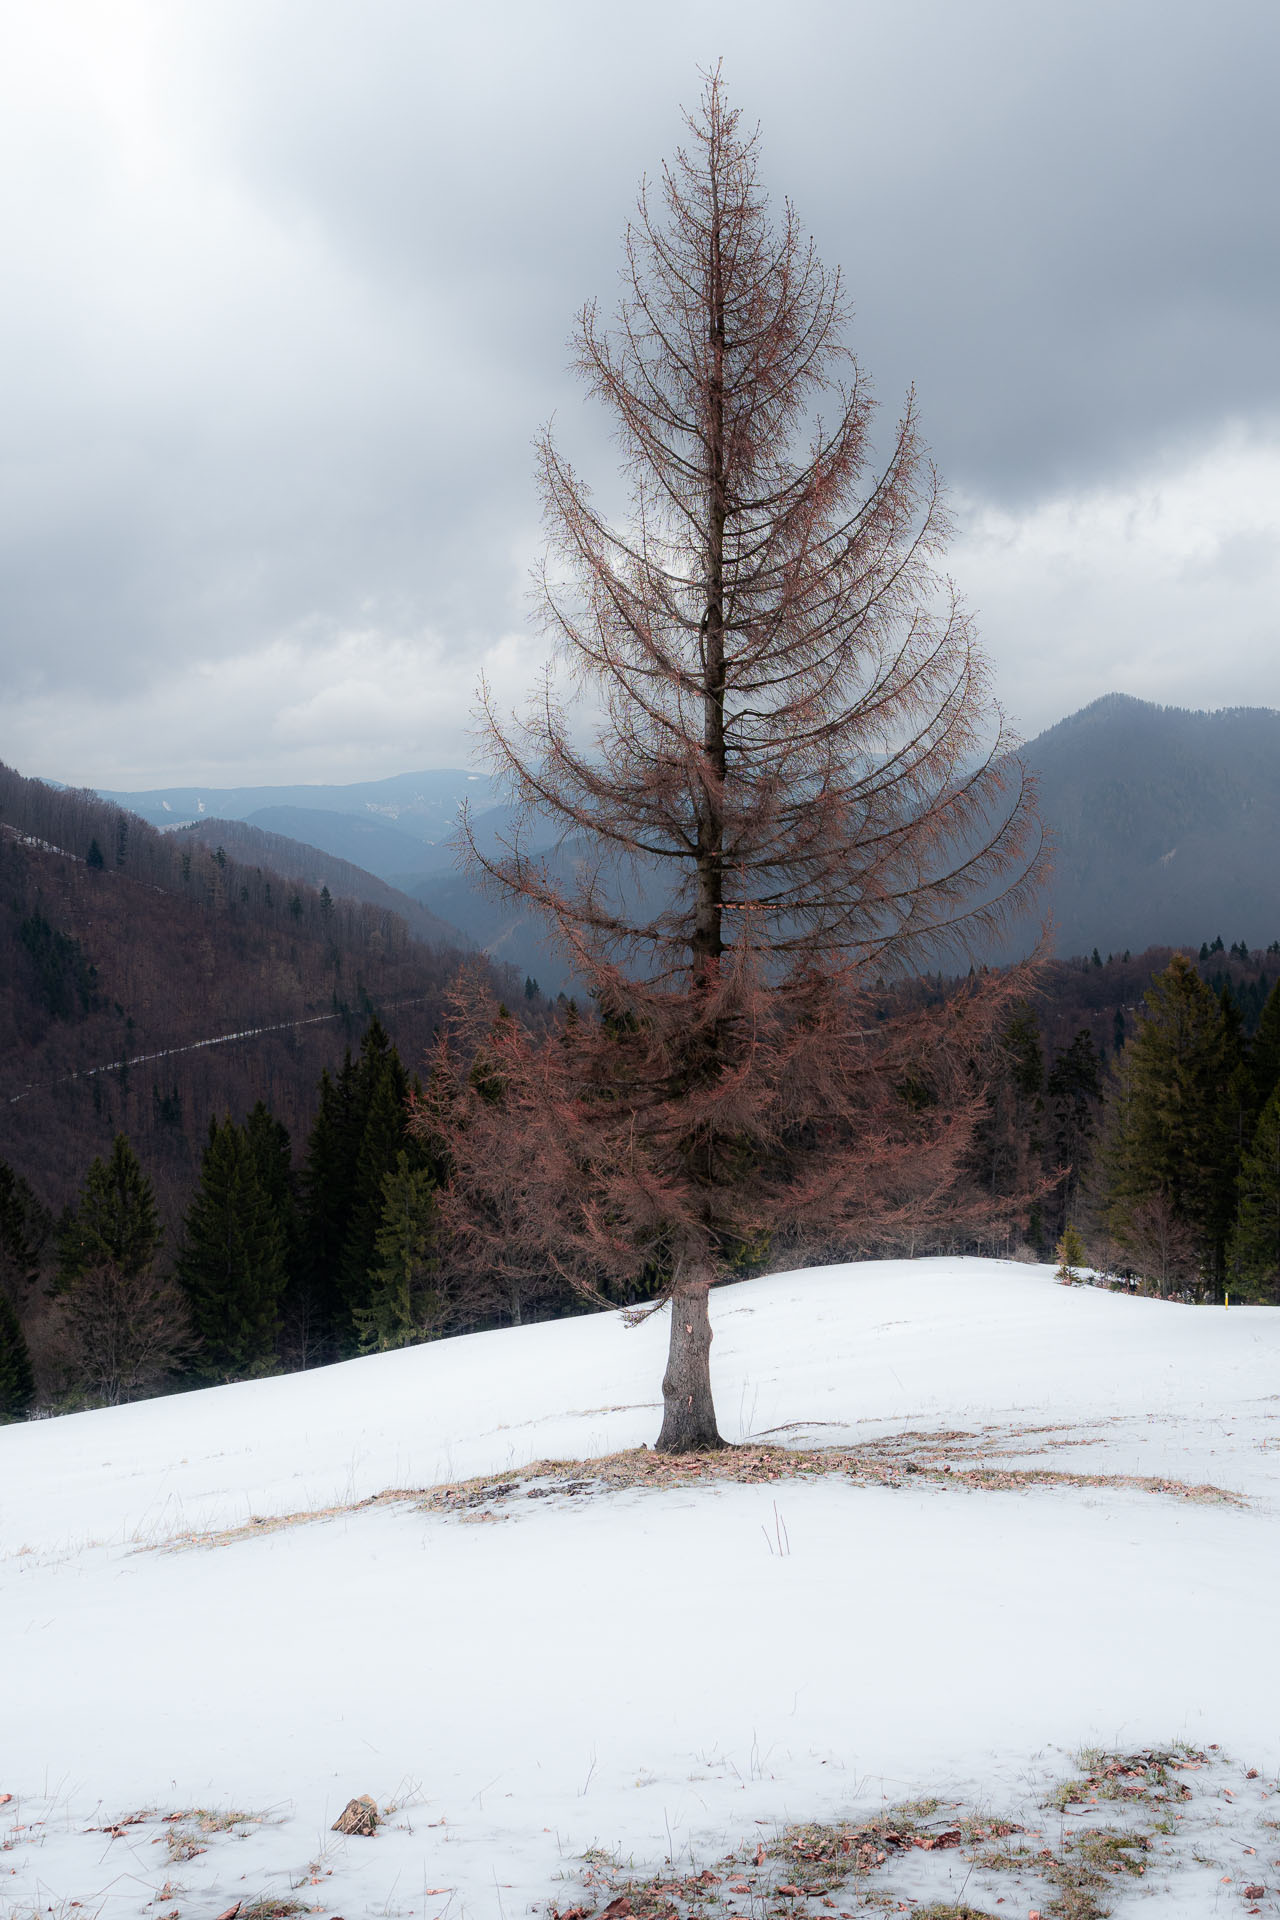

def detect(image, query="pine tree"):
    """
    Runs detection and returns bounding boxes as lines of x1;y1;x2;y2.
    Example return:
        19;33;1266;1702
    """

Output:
59;1134;162;1282
178;1117;287;1380
1228;1084;1280;1302
354;1153;442;1351
0;1290;35;1421
1104;954;1240;1287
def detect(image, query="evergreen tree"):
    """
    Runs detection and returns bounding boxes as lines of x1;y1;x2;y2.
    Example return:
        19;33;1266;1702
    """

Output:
1228;1084;1280;1302
295;1021;413;1357
354;1153;442;1351
178;1117;287;1380
1250;977;1280;1109
1104;954;1240;1287
0;1290;35;1421
1055;1223;1086;1281
59;1134;161;1282
0;1160;51;1309
1045;1029;1102;1229
335;1021;411;1346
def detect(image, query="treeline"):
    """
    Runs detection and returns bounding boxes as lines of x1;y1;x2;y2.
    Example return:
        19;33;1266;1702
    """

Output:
0;1015;599;1418
6;936;1280;1422
979;945;1280;1300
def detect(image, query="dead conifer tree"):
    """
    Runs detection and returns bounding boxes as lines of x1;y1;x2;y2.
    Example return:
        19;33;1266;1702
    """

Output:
438;71;1044;1451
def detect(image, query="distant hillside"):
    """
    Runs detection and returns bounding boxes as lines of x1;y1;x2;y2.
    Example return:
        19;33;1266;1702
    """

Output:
408;695;1280;984
232;806;454;887
1024;694;1280;958
0;763;508;1225
180;817;470;949
91;768;496;840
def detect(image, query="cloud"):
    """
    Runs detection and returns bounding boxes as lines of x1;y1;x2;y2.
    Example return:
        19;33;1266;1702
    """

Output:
5;623;549;788
2;0;1279;786
952;424;1280;737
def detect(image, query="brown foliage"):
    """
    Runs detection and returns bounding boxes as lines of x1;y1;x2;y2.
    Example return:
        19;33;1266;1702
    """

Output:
35;1261;194;1406
443;74;1043;1447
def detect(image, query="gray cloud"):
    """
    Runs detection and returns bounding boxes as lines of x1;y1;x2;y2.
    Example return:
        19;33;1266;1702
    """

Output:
2;0;1278;782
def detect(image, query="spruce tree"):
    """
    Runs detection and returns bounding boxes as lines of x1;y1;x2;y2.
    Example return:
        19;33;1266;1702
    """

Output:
354;1153;442;1351
294;1058;361;1357
0;1290;35;1421
1104;954;1240;1286
1250;977;1280;1110
59;1134;161;1281
178;1117;287;1381
296;1021;413;1357
336;1039;410;1334
1228;1084;1280;1302
0;1160;51;1306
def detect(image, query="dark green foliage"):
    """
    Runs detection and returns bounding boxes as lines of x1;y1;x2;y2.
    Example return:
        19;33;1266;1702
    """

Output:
59;1134;162;1281
293;1062;358;1354
335;1022;411;1343
295;1020;415;1356
0;1160;51;1305
1228;1085;1280;1302
1251;977;1280;1108
354;1153;442;1351
0;1290;35;1420
86;837;105;869
178;1116;287;1380
1046;1029;1102;1211
1056;1222;1086;1279
17;913;97;1021
1105;955;1240;1284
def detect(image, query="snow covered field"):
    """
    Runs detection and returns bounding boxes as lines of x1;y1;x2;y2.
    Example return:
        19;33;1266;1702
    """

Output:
3;1256;1279;1918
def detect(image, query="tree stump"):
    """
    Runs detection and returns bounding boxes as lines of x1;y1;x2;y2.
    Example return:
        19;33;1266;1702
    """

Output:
331;1794;379;1836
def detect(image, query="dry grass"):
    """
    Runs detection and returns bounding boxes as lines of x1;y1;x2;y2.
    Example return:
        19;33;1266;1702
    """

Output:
544;1744;1268;1919
151;1432;1243;1554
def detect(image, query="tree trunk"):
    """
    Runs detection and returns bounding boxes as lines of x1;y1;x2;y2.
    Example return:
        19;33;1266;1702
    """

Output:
656;1270;727;1452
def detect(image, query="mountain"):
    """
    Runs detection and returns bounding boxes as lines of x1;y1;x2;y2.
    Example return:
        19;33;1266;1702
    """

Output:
90;768;497;841
1022;694;1280;958
82;693;1280;984
237;805;449;884
179;816;470;949
0;762;512;1224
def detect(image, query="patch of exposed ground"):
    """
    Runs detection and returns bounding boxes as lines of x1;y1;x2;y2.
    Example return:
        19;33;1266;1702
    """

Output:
545;1745;1279;1919
150;1430;1244;1553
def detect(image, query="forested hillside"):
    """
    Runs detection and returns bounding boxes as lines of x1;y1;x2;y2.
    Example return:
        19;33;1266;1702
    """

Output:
1025;695;1280;957
0;762;501;1228
180;815;468;950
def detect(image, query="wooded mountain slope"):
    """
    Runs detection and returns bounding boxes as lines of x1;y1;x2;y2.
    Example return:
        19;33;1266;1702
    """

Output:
1025;694;1280;957
0;764;500;1226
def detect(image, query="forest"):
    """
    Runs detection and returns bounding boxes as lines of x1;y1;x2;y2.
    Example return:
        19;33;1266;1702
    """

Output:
3;926;1279;1421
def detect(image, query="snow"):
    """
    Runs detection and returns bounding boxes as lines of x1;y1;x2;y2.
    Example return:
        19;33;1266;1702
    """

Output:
3;1256;1279;1919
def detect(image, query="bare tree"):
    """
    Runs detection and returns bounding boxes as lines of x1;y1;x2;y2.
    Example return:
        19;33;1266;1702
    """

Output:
39;1262;193;1406
447;72;1043;1449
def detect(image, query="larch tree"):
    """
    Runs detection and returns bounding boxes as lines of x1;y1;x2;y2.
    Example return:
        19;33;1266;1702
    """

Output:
438;73;1043;1450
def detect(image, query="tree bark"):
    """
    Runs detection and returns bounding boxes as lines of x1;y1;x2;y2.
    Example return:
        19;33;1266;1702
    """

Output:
655;1269;727;1452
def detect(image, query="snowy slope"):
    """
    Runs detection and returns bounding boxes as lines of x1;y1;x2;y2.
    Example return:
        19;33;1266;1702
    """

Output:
3;1257;1279;1919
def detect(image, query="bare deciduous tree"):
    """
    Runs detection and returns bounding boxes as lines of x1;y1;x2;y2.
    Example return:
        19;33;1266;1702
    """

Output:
444;72;1043;1449
40;1262;193;1406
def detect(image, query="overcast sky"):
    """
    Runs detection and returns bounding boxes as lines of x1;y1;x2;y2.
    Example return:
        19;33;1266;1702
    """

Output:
3;0;1279;788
